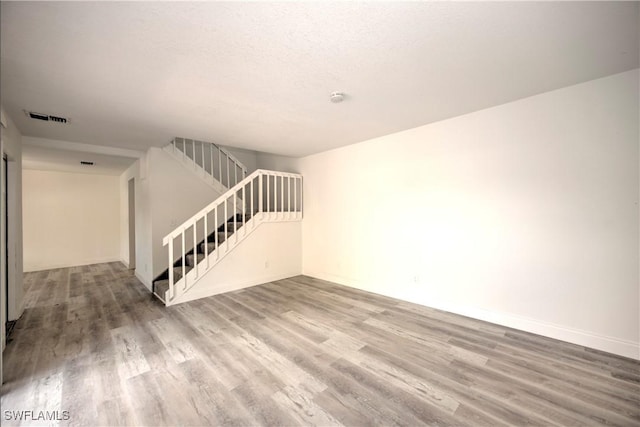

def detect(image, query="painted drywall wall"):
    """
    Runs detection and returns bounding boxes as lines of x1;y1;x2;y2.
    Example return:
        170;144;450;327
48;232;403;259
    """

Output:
148;148;228;281
119;163;133;267
299;69;640;359
23;170;120;271
223;146;258;174
1;109;23;322
218;145;301;175
170;220;302;305
120;158;155;289
256;152;300;173
0;107;24;371
119;160;143;269
123;146;262;290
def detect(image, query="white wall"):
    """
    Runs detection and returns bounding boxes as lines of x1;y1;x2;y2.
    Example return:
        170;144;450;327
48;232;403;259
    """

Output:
0;107;24;373
222;145;300;174
121;146;284;290
119;160;141;268
223;146;258;174
23;170;120;271
298;69;640;359
1;109;23;322
119;158;155;289
171;221;302;305
148;148;228;282
256;152;300;174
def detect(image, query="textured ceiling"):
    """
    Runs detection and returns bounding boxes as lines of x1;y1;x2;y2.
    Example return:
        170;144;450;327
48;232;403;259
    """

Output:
1;2;638;158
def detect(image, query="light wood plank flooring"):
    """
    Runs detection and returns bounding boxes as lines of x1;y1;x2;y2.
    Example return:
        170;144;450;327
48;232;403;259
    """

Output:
1;262;639;426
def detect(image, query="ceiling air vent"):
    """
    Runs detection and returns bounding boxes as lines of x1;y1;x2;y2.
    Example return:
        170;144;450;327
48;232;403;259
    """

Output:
24;110;70;124
49;115;68;124
80;161;94;166
28;111;49;121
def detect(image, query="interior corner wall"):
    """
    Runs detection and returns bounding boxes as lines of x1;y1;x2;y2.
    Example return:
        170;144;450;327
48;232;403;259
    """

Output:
222;146;300;174
222;146;259;174
299;69;640;359
23;170;120;272
256;152;300;174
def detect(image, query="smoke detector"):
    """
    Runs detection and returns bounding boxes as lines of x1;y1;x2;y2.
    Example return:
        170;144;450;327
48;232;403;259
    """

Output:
329;92;345;103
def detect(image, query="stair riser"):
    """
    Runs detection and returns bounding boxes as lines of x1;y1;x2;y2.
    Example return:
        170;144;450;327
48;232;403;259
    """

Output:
225;223;243;232
186;253;205;267
172;265;194;281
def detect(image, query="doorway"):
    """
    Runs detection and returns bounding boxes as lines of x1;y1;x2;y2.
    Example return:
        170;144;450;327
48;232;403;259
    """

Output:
128;178;136;269
1;154;6;361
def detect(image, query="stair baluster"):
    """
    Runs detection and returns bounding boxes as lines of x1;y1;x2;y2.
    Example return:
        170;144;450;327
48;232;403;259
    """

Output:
154;169;302;304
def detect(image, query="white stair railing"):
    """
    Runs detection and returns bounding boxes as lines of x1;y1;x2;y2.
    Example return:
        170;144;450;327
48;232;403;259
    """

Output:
162;169;303;301
167;137;247;189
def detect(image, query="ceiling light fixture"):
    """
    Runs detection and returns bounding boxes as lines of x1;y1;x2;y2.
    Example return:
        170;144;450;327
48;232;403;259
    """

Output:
329;92;345;103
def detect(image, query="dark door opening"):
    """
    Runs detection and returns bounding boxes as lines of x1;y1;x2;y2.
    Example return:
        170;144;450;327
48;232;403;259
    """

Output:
128;178;136;269
2;156;7;328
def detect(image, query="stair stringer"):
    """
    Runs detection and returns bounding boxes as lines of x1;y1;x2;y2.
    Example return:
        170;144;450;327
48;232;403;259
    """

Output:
167;219;302;305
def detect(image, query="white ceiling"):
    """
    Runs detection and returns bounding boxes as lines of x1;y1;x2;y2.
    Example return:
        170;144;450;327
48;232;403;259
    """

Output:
22;144;135;176
1;2;638;158
21;137;143;175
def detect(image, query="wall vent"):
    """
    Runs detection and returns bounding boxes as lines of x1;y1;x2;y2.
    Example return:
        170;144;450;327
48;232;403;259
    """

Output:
80;161;94;166
24;110;70;124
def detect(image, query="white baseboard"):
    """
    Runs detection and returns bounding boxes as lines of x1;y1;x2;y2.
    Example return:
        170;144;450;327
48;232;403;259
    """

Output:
24;257;121;272
304;270;640;361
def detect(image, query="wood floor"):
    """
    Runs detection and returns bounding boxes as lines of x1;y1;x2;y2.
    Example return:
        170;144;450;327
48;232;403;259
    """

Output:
1;263;639;426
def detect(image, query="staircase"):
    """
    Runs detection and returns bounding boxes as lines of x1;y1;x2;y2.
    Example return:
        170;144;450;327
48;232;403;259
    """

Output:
152;138;302;306
163;137;247;192
152;212;252;302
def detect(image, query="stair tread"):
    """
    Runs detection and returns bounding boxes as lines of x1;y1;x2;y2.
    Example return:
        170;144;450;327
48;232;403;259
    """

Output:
153;279;170;302
174;265;192;274
156;144;261;304
200;242;216;253
153;200;260;303
225;222;243;231
186;253;205;266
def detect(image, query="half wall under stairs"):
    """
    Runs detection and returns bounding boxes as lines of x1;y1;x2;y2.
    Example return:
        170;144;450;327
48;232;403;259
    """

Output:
152;168;303;306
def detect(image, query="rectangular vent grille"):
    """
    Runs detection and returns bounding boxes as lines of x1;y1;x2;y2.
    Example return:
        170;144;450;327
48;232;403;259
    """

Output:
29;112;49;121
25;110;70;124
80;161;94;166
49;115;68;123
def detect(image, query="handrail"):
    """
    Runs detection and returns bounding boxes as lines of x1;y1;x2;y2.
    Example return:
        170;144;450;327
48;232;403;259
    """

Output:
161;168;303;302
170;137;248;188
217;147;247;176
162;169;300;244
